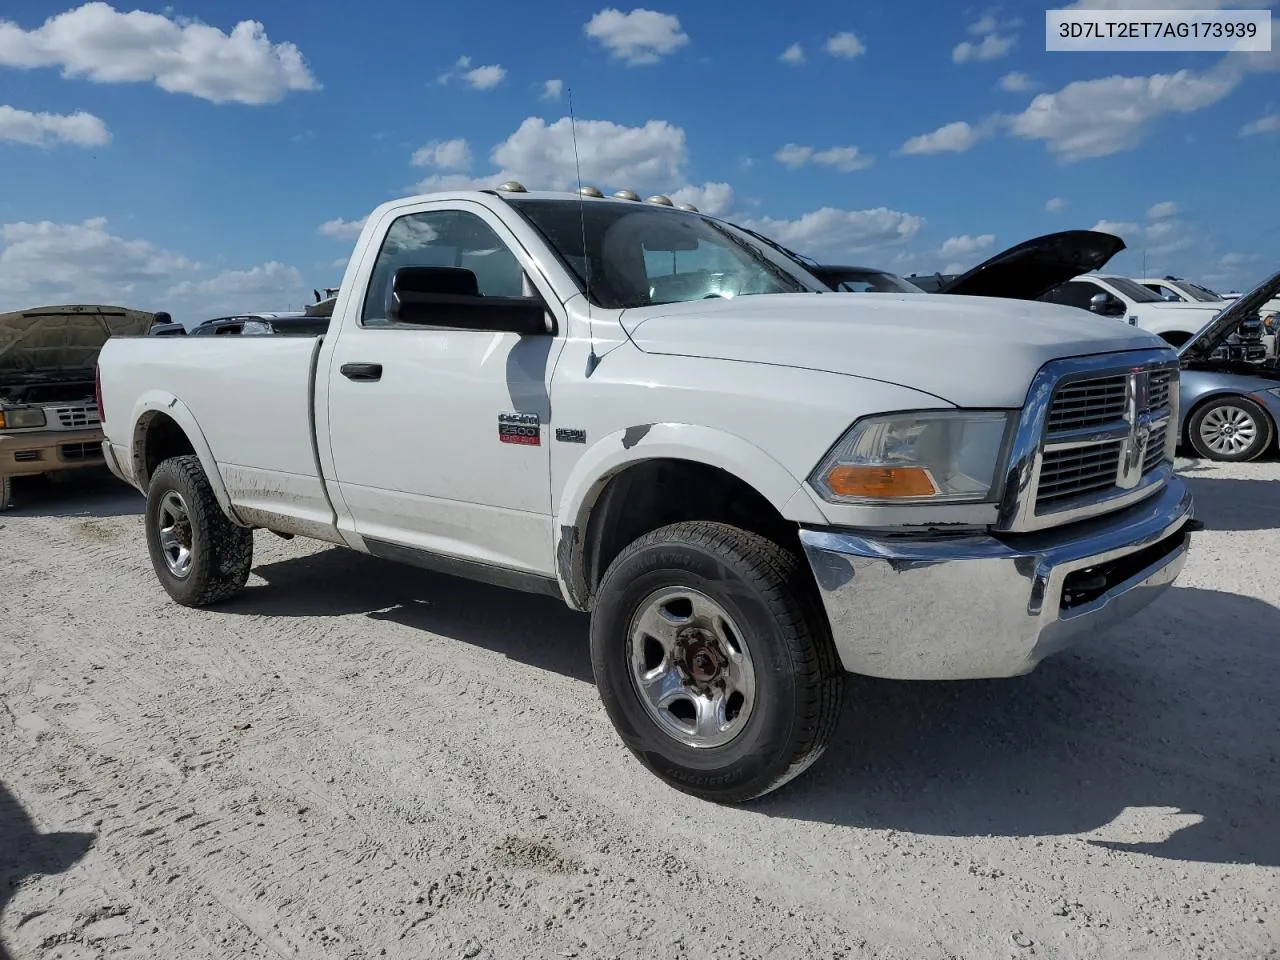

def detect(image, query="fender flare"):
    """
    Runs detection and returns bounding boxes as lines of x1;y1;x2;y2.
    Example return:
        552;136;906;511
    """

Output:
127;391;248;527
551;422;827;609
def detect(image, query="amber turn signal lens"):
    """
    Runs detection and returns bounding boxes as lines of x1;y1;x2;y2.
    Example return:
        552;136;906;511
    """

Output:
825;465;938;499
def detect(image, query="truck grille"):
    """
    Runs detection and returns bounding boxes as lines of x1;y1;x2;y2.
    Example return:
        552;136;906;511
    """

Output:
52;403;100;429
59;441;102;462
1032;362;1177;517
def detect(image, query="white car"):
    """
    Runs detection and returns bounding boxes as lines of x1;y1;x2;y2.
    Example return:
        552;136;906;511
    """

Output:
1039;273;1224;347
95;185;1197;802
1134;276;1279;355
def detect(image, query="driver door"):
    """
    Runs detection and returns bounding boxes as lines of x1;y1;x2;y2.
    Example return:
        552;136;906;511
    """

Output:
324;202;566;577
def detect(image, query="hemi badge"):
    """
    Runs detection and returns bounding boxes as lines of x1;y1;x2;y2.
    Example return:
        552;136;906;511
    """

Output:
555;428;586;444
498;412;541;446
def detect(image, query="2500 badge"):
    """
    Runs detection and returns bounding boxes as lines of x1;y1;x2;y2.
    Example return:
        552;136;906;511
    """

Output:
498;411;541;446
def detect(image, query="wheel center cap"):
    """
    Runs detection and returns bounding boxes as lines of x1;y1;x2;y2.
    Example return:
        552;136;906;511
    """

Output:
678;631;725;683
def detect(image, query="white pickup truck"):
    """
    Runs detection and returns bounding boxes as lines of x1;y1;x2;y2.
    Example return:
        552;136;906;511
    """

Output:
96;184;1197;802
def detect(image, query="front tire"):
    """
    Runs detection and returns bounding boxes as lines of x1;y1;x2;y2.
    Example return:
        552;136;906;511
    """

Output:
144;454;253;606
589;521;843;803
1187;396;1274;462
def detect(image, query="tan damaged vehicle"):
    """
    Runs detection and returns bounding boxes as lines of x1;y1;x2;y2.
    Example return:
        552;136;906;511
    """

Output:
0;304;156;511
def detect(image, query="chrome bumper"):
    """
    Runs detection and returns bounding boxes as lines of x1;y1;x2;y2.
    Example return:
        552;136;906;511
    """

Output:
799;476;1195;681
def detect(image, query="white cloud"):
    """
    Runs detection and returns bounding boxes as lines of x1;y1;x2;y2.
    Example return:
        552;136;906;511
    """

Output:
167;260;303;301
824;31;865;59
409;172;503;194
740;207;924;257
0;104;109;146
437;56;505;90
774;142;872;172
490;116;686;191
1045;196;1067;213
1006;69;1238;162
0;2;319;105
1091;219;1142;239
584;8;689;65
541;78;564;100
953;33;1015;63
668;182;734;216
779;42;804;65
464;64;505;90
318;216;367;240
411;137;472;170
1147;200;1180;219
998;71;1035;93
0;216;195;308
1240;113;1280;136
900;120;987;155
1143;219;1193;254
940;234;996;258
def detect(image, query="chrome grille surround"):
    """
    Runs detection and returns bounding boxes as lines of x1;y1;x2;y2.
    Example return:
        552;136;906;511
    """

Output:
995;349;1180;534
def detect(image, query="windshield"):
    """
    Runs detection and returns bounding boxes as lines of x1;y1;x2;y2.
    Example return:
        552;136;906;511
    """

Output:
507;199;816;309
1104;276;1164;303
1177;280;1222;302
817;267;924;293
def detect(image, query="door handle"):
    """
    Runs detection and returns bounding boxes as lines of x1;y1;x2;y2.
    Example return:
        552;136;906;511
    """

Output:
340;362;383;382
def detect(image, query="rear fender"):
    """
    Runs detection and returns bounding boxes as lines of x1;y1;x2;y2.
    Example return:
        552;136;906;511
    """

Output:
128;391;248;527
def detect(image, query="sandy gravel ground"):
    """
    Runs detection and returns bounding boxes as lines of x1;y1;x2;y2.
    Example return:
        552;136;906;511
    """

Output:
1;459;1277;960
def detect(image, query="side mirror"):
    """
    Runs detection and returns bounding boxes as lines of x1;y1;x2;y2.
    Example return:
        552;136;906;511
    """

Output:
386;266;549;335
1162;292;1180;302
1089;292;1124;316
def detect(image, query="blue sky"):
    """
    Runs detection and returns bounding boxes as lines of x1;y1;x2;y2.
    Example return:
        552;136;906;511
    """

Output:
0;0;1277;324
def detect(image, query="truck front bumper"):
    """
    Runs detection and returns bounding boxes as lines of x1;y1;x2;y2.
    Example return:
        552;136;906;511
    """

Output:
0;428;107;478
799;476;1195;681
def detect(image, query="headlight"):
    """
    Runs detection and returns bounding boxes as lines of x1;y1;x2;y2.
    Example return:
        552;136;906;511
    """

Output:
809;410;1016;504
0;406;47;429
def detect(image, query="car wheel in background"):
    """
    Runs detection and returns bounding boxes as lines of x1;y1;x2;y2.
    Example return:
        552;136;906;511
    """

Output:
1187;396;1274;462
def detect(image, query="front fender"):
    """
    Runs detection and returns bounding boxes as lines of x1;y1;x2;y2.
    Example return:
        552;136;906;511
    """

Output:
551;422;828;609
127;391;248;527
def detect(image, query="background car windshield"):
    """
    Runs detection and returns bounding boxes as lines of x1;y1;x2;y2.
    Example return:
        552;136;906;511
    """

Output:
825;269;924;293
1178;280;1222;302
509;199;813;309
1106;277;1164;302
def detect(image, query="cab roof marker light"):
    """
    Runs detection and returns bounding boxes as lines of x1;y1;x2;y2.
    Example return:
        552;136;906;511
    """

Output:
612;190;641;201
497;181;528;193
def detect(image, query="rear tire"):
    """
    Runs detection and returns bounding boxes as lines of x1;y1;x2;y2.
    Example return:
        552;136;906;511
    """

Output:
589;521;844;803
1187;396;1274;462
144;455;253;606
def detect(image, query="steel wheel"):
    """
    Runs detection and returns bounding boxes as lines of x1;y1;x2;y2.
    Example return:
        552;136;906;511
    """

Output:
156;489;194;578
627;586;756;749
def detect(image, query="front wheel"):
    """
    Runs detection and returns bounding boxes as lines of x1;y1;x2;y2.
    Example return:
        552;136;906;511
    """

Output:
144;454;254;606
589;521;844;803
1187;396;1274;462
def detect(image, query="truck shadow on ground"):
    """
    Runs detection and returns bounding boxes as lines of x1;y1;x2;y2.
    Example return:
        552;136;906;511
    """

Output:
231;545;1278;868
0;783;95;960
1180;476;1280;531
1;470;141;519
757;583;1280;868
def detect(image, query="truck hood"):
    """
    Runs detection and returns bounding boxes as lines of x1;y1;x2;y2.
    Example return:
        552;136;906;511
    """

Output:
932;230;1126;300
620;293;1168;407
0;304;156;382
1180;268;1280;362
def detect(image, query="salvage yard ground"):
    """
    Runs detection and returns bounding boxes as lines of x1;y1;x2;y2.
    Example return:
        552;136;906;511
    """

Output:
1;460;1277;960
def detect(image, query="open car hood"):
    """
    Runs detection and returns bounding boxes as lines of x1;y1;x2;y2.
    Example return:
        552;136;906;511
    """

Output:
1179;268;1280;361
928;230;1126;300
0;304;156;382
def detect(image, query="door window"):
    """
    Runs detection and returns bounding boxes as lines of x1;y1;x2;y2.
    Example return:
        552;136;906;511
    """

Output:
361;210;525;325
1051;280;1107;310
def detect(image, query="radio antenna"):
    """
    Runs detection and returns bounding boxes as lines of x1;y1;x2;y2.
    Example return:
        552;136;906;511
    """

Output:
568;87;600;377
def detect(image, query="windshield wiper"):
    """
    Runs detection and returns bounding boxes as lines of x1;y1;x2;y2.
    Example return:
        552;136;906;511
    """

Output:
703;221;813;293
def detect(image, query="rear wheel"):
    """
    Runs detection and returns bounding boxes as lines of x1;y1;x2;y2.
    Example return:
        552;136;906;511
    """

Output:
1187;396;1274;462
589;521;844;803
144;454;253;606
